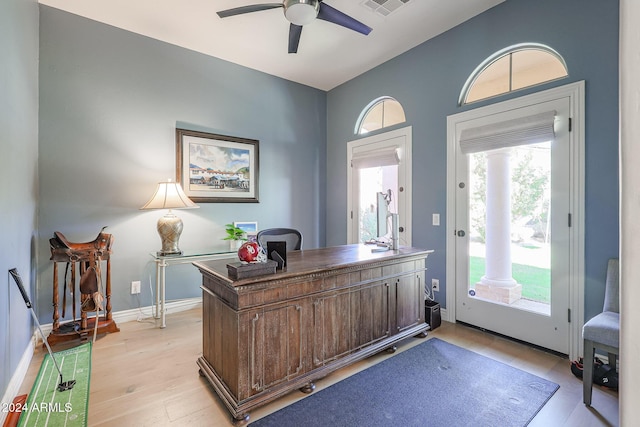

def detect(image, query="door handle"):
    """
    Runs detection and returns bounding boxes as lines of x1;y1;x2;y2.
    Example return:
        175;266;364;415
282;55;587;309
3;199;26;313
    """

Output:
457;230;466;237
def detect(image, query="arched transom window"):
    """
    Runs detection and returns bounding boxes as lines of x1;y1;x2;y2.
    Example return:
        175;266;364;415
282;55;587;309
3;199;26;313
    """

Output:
459;43;568;105
355;96;406;135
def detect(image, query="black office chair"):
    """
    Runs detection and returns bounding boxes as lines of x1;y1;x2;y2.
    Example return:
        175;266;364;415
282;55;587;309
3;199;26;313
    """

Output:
257;228;303;251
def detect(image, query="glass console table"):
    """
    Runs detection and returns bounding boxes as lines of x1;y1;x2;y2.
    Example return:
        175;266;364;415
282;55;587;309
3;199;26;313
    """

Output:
150;250;235;328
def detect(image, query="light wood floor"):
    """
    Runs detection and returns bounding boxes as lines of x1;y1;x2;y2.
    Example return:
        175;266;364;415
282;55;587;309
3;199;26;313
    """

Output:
19;307;619;426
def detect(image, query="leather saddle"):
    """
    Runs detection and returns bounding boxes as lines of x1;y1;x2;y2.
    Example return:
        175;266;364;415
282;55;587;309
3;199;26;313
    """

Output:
50;227;113;312
50;226;113;263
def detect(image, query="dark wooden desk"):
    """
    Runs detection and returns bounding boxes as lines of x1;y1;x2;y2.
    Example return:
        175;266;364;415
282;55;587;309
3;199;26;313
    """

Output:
194;244;433;424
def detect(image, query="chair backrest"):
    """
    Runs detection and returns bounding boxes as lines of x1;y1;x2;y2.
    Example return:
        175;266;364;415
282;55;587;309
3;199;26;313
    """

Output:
257;228;303;251
603;258;619;313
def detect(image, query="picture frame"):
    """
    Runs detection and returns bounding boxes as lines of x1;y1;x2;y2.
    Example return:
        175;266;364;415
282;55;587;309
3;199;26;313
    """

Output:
176;128;259;203
234;221;258;241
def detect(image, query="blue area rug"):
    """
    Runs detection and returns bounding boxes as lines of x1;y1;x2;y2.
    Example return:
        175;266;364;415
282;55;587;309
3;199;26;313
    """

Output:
251;338;558;427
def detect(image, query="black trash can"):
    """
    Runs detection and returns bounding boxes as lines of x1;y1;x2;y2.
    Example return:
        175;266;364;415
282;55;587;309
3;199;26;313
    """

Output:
425;300;441;330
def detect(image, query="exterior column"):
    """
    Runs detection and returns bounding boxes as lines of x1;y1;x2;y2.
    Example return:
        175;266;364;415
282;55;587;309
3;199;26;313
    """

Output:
475;148;522;304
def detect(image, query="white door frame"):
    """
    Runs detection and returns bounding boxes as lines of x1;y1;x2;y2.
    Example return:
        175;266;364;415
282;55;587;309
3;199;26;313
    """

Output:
446;82;585;360
347;126;412;246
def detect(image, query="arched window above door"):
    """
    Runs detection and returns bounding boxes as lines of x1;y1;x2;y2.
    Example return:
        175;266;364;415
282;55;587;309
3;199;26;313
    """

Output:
355;96;406;134
459;43;568;105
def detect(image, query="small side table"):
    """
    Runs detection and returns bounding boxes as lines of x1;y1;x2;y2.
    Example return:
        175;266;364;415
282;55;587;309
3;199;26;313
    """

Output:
150;250;235;328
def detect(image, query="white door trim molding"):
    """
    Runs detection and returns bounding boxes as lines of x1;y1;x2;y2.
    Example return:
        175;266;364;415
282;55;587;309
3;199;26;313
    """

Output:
446;82;585;360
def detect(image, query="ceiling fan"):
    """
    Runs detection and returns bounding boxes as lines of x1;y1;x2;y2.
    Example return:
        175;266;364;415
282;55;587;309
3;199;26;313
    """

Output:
217;0;373;54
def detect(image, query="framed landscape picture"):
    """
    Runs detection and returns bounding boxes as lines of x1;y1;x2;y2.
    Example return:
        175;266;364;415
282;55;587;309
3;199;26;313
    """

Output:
176;129;259;203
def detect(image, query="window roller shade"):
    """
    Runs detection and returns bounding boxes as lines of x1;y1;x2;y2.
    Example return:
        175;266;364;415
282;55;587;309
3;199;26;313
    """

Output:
459;110;556;154
351;146;400;168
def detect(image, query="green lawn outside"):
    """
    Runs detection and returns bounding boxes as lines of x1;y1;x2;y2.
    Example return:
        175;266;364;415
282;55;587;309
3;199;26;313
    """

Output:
469;256;550;303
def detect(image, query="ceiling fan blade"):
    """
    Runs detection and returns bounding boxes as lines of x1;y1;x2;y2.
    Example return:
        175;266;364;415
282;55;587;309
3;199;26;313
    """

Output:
317;2;372;35
288;24;303;54
217;3;283;18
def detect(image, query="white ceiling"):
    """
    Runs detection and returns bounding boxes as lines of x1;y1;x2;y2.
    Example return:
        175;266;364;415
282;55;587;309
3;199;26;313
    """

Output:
39;0;504;91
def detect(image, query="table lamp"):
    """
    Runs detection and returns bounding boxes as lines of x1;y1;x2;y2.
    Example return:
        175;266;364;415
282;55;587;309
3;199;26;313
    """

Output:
140;180;199;255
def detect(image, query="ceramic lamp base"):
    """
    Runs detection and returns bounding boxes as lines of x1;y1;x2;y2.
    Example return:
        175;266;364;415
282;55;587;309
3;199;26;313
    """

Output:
157;211;183;255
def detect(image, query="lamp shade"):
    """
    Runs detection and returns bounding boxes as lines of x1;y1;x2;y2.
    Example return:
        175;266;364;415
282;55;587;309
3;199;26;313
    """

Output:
140;181;199;210
141;180;198;256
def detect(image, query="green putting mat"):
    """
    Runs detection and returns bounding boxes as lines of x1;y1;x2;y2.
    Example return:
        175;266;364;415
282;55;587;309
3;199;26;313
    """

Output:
18;342;91;427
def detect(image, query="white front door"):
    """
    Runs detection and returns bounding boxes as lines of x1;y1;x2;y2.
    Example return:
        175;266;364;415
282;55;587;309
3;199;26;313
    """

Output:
447;83;585;358
347;127;412;246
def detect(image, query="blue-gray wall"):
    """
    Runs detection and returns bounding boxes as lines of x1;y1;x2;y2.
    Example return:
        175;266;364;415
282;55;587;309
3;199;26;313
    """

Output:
2;0;621;402
0;0;39;404
37;6;327;320
326;0;619;321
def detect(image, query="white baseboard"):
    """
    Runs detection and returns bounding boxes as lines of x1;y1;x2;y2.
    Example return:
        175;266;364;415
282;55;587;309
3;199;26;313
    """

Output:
0;337;36;426
2;296;203;417
105;297;203;327
36;297;203;338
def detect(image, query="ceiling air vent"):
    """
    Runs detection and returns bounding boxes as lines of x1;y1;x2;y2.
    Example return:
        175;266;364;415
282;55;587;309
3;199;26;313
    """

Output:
362;0;410;17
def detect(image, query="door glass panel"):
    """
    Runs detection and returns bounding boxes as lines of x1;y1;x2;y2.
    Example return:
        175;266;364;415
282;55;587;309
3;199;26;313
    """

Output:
466;55;511;103
360;103;384;134
512;50;568;90
381;100;406;128
358;99;407;134
468;142;551;315
357;165;398;243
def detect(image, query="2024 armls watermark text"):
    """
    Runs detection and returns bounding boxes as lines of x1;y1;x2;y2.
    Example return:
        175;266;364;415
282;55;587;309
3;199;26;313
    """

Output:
2;402;73;413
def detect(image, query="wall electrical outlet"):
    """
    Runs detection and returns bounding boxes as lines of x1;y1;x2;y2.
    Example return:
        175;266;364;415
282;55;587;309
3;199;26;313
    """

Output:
432;279;440;292
131;280;141;294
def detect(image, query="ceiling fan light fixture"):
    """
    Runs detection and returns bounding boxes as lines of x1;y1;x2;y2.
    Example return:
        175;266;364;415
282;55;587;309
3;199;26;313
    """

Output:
284;0;319;26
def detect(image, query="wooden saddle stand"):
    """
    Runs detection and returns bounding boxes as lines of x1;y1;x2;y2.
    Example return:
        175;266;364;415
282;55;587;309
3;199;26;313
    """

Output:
48;227;119;346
